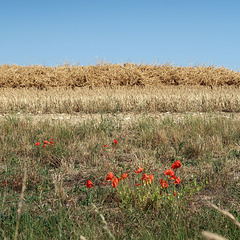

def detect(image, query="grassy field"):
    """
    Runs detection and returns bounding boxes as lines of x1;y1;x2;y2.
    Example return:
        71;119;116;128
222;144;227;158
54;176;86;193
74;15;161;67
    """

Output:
0;64;240;239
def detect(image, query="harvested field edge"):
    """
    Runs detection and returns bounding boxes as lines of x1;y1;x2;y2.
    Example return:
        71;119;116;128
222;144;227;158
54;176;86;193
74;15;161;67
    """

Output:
0;86;240;114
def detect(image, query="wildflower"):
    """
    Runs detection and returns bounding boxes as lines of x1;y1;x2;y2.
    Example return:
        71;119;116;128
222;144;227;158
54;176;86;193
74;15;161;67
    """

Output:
113;139;118;144
121;173;127;180
170;175;177;180
4;181;6;186
134;167;143;174
164;169;175;177
174;177;181;184
43;141;49;144
171;160;182;169
174;192;177;196
86;180;93;188
49;141;54;145
104;145;107;148
43;144;47;147
35;142;40;146
160;179;168;188
135;183;141;186
141;173;149;182
111;177;119;188
149;174;154;183
106;172;114;181
142;173;154;184
102;182;107;185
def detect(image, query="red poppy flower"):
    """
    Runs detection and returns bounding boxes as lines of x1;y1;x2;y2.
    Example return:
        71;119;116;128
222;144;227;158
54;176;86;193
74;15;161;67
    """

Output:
171;160;182;169
35;142;40;146
106;172;114;181
142;173;153;184
50;141;54;145
149;174;154;183
121;173;127;180
164;169;175;177
174;192;177;196
111;177;119;188
135;183;141;186
43;141;49;144
160;179;168;188
141;173;149;182
4;181;6;186
43;144;47;147
134;167;143;174
102;182;107;185
86;180;93;188
174;177;181;184
170;175;177;180
104;145;107;148
113;139;118;144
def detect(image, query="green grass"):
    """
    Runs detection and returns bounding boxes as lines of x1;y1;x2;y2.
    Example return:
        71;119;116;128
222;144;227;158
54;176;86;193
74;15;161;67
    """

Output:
0;114;239;239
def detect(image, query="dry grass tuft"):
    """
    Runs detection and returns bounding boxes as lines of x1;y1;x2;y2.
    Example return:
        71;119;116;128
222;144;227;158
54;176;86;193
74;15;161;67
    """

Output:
0;63;240;89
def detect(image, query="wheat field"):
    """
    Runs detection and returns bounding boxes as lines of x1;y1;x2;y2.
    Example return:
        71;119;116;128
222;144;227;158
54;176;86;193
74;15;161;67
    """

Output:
0;86;239;114
0;63;240;89
1;63;240;114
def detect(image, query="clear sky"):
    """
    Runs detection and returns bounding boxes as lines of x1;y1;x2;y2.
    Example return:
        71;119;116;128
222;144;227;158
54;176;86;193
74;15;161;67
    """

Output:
0;0;239;70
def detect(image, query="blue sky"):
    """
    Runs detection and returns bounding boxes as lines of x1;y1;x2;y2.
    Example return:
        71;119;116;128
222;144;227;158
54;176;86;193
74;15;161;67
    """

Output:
0;0;239;70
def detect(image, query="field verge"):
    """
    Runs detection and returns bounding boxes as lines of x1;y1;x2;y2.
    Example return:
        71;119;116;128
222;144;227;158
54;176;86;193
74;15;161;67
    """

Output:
0;114;239;239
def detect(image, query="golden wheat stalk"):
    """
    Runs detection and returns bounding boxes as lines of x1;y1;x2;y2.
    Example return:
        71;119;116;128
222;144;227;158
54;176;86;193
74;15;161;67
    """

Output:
14;163;27;240
207;202;240;228
202;201;240;240
202;231;228;240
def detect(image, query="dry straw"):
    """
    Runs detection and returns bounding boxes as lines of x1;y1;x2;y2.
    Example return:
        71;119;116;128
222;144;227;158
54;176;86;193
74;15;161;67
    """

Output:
202;201;240;240
0;63;240;89
202;231;228;240
14;162;27;240
1;86;240;114
206;202;240;229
